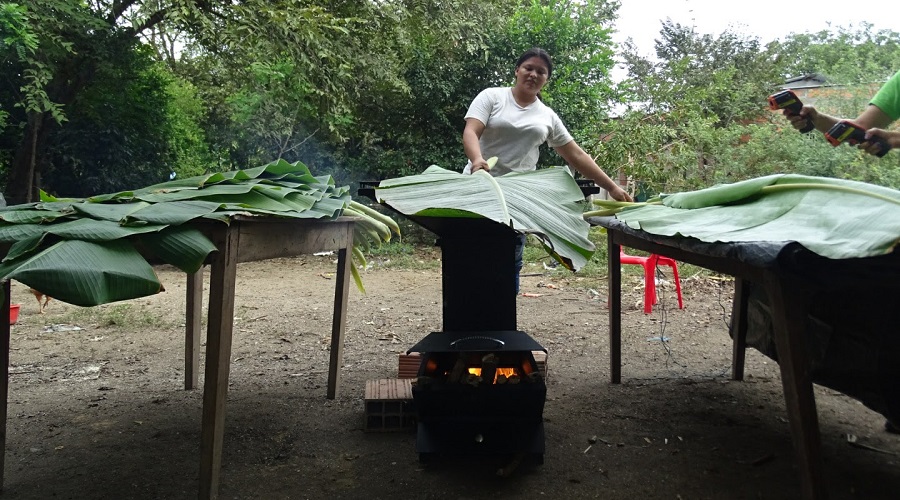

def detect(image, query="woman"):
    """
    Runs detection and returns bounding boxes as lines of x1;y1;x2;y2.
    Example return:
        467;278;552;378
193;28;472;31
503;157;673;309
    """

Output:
462;47;632;202
462;48;632;292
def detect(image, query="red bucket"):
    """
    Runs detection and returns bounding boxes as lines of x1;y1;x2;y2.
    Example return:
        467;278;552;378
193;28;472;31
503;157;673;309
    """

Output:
9;304;20;325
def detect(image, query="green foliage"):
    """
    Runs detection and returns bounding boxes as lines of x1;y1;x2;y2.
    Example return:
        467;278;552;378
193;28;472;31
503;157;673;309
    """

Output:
40;44;179;197
6;0;900;215
0;3;37;130
506;0;618;164
596;21;784;195
339;0;618;181
1;1;106;124
335;0;519;180
364;240;441;271
599;21;900;197
774;23;900;83
618;20;779;126
165;77;213;180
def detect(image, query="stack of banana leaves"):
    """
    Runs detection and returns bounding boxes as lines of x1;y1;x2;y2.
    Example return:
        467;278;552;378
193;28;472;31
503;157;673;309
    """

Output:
373;164;595;271
585;174;900;259
0;160;399;307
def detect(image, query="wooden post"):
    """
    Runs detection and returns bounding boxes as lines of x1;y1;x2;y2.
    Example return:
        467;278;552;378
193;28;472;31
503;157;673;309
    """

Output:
199;223;241;499
327;225;354;400
0;280;11;490
730;277;750;381
607;233;622;384
763;271;825;500
185;268;204;390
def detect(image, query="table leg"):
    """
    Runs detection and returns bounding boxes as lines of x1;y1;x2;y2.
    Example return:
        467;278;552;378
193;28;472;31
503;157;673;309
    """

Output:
730;277;750;381
608;232;622;384
199;225;240;500
185;268;204;390
763;271;826;500
0;280;11;490
327;239;353;400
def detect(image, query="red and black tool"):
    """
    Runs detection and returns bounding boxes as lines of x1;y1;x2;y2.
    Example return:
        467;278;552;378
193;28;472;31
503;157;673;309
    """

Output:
825;120;892;157
768;90;814;133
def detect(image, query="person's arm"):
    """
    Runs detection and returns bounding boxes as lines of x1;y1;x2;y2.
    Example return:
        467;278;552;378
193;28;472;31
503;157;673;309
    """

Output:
554;140;633;202
785;105;840;134
785;103;892;133
788;103;894;156
462;118;490;173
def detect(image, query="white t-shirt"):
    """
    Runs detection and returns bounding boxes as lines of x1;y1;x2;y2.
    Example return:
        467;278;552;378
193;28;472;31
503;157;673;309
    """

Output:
464;87;573;176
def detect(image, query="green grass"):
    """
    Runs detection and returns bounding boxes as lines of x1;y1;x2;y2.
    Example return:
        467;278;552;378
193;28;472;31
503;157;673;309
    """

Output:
363;240;441;270
59;303;169;329
522;226;612;279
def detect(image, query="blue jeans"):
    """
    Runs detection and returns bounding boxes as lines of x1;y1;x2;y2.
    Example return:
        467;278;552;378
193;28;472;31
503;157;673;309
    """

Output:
514;234;526;294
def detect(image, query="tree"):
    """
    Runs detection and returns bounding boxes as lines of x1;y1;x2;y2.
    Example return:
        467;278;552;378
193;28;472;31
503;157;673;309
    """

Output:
1;1;106;203
603;22;900;196
0;1;416;203
773;23;900;84
599;20;783;194
620;20;779;126
504;0;619;166
0;3;37;131
39;44;181;197
337;0;620;181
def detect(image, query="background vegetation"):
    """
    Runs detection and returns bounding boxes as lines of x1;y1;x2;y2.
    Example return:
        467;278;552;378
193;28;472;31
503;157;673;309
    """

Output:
2;0;899;206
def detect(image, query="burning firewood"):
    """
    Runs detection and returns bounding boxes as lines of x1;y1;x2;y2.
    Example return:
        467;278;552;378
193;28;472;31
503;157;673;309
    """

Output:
481;353;497;385
449;356;467;384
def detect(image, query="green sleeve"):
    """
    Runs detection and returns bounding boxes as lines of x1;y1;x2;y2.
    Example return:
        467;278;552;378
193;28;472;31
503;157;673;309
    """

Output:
870;71;900;122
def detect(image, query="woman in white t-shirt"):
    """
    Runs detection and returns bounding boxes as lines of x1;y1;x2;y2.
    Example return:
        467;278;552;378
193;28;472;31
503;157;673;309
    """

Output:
462;47;631;202
462;47;631;293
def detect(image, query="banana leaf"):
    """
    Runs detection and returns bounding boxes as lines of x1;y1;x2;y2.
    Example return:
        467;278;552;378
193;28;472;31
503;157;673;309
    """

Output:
0;159;397;307
374;166;595;271
0;239;163;306
614;174;900;259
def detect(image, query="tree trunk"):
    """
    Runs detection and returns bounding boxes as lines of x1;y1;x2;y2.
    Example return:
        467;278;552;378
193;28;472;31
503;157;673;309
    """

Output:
6;112;47;205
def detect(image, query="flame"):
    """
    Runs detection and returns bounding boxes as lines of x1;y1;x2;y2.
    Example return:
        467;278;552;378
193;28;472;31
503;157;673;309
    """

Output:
467;367;518;384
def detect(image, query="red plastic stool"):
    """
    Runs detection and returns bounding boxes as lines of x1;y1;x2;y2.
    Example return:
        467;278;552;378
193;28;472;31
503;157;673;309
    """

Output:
619;248;684;314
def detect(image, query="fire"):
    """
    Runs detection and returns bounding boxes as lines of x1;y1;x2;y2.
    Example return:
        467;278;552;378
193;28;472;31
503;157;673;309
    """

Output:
467;367;518;384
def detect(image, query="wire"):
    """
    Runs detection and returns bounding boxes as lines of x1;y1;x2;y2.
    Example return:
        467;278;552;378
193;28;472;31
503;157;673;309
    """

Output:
716;277;732;330
653;264;685;370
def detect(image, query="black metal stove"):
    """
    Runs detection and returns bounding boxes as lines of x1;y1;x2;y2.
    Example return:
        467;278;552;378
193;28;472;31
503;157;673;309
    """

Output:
359;180;596;464
407;330;546;463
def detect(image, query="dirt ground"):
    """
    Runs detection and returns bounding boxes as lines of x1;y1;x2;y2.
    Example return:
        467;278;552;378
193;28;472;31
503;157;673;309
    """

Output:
2;251;899;500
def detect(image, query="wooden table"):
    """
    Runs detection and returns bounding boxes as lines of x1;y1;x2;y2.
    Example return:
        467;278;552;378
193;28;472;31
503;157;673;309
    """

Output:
0;216;355;499
592;215;900;500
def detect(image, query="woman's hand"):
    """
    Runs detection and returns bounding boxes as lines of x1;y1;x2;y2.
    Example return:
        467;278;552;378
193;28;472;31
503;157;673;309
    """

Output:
469;157;491;174
609;186;633;203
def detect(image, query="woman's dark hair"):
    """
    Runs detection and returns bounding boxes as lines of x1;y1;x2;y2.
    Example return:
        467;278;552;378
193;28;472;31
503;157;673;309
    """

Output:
515;47;553;79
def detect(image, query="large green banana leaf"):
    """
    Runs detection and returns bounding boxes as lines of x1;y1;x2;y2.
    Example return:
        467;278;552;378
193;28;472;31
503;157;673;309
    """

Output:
0;159;395;306
374;165;595;271
613;174;900;259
